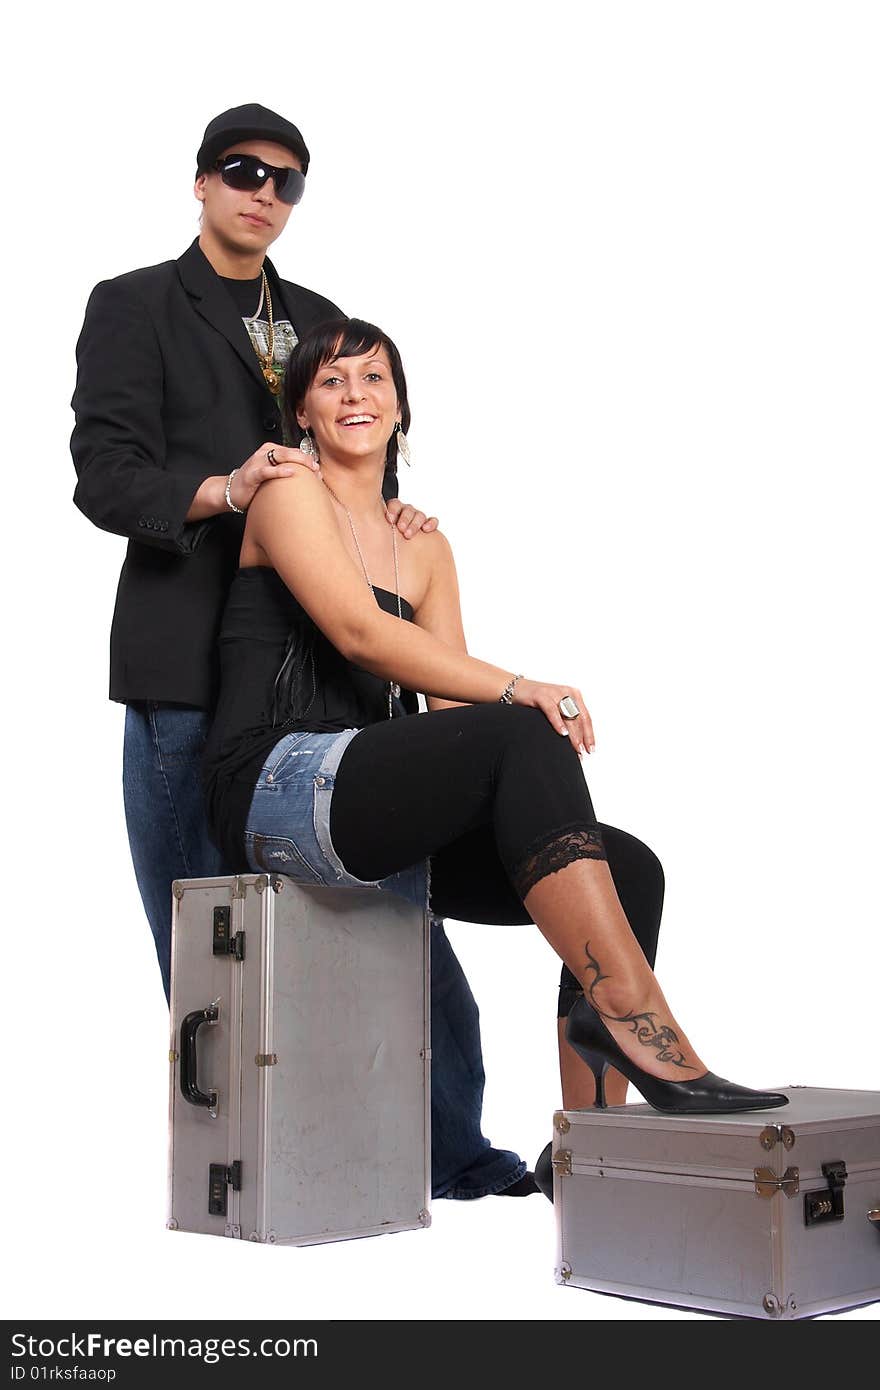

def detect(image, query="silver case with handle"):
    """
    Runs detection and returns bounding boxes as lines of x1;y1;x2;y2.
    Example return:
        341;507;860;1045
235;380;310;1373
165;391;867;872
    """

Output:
167;874;430;1245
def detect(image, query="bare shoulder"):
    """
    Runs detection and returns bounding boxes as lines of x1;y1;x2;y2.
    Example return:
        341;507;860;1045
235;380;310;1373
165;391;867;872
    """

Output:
247;467;330;524
254;467;327;504
243;470;335;565
409;525;455;567
398;525;455;591
406;528;460;612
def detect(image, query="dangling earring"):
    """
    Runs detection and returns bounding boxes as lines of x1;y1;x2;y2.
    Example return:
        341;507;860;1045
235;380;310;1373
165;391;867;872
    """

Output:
395;422;412;467
299;428;318;460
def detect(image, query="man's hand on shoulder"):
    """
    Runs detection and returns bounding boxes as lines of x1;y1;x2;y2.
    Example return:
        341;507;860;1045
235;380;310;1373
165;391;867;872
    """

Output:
187;444;321;522
231;443;321;511
385;496;439;540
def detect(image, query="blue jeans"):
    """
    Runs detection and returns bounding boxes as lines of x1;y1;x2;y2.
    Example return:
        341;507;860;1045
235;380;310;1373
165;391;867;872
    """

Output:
122;702;526;1199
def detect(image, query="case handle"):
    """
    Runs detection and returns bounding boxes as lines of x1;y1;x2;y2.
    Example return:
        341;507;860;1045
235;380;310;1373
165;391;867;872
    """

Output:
179;1005;219;1109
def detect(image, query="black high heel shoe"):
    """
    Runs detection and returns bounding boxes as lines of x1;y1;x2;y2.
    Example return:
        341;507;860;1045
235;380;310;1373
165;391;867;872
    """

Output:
565;994;788;1114
534;1054;612;1200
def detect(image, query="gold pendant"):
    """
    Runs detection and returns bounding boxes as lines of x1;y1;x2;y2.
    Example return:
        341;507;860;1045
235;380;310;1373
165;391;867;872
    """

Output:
262;367;281;395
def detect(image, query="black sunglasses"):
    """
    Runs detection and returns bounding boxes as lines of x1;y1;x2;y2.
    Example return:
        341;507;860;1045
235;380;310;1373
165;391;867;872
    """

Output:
214;153;306;206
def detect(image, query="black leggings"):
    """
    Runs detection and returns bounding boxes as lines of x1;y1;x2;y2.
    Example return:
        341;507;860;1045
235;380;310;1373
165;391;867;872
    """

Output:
330;705;663;1007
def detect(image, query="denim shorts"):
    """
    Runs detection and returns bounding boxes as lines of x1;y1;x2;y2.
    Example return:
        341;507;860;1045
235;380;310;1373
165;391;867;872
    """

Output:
244;728;429;913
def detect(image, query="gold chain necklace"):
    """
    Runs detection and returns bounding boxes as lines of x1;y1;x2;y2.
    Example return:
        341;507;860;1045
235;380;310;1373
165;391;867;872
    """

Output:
320;477;403;719
256;267;281;395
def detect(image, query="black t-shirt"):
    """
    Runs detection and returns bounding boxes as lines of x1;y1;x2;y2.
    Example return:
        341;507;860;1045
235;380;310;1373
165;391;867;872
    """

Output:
220;269;300;429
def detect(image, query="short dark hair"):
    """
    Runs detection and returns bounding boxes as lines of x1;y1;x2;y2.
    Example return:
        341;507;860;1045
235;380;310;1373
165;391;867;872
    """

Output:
283;318;411;475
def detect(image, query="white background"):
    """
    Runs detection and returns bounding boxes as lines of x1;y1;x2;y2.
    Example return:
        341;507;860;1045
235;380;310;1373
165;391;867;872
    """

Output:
4;0;878;1324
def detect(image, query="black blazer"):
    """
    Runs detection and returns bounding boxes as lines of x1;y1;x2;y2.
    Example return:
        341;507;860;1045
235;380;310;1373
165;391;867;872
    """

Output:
71;238;399;708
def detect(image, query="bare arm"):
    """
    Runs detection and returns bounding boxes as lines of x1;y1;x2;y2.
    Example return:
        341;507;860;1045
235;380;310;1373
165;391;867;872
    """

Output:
247;469;516;704
410;529;470;712
247;469;596;748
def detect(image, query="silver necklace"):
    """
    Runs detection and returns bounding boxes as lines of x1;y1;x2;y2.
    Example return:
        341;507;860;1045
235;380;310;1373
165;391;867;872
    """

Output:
321;478;403;718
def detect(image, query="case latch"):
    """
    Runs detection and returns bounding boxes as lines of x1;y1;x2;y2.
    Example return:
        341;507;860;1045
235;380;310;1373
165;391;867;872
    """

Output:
208;1160;242;1216
804;1159;847;1227
212;905;245;961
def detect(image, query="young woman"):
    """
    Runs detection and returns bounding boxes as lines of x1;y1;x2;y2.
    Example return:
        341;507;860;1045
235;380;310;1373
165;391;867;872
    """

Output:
203;319;787;1120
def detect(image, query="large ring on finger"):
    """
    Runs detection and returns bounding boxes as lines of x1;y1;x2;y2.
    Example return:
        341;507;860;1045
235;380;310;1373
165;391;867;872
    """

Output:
267;448;277;465
559;695;580;719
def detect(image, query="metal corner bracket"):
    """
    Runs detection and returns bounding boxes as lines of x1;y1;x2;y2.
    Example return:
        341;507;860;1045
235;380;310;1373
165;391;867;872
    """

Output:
760;1124;796;1151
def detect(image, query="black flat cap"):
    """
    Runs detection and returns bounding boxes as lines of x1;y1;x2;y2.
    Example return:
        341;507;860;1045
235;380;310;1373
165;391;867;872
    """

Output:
196;103;310;174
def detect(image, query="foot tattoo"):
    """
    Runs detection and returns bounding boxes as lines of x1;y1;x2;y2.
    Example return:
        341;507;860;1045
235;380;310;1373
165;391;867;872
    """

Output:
582;942;696;1072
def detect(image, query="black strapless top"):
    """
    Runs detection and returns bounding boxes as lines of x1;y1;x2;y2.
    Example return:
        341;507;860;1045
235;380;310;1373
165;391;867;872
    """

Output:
202;566;418;867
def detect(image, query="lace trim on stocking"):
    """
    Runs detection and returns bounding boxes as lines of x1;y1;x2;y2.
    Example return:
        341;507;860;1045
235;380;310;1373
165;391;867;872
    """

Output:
510;820;607;900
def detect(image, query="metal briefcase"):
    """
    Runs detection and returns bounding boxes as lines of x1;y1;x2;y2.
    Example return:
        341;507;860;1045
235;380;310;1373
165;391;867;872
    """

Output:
553;1086;880;1319
167;873;430;1245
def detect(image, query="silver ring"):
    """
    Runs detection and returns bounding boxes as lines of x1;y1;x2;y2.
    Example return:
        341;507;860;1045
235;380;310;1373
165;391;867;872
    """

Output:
559;696;580;719
267;448;277;465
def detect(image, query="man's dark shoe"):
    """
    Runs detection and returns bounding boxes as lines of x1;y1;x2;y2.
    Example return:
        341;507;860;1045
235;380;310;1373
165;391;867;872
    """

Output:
495;1170;541;1196
534;1141;553;1202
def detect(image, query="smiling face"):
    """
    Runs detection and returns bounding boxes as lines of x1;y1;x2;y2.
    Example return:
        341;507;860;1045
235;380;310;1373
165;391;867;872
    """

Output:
296;345;401;464
195;139;300;259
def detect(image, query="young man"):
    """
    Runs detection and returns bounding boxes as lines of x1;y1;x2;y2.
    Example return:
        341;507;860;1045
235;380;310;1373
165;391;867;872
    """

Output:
71;104;535;1200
